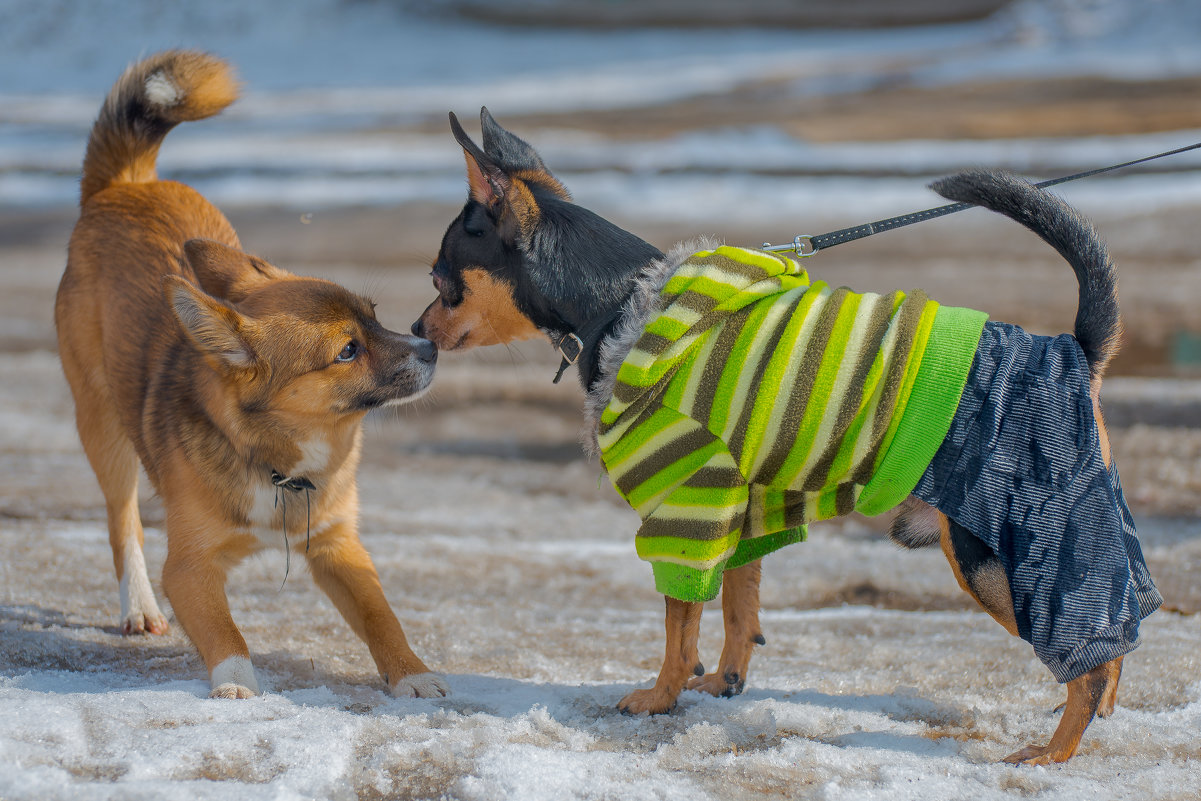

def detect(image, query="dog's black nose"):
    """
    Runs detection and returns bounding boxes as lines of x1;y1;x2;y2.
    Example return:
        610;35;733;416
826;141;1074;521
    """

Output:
411;319;425;338
413;337;437;365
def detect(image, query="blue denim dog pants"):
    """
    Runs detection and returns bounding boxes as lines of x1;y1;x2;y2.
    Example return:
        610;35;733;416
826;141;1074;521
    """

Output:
912;321;1162;682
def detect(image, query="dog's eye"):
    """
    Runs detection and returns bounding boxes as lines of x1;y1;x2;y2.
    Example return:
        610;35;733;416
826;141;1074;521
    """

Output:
336;341;359;363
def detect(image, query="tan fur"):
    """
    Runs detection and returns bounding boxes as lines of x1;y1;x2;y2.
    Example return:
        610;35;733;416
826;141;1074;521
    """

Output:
687;560;763;698
420;268;541;350
938;516;1020;637
1004;658;1123;764
57;51;445;699
618;597;703;715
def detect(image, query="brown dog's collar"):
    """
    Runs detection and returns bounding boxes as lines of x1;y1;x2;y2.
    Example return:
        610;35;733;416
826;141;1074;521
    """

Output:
270;470;315;494
271;469;316;588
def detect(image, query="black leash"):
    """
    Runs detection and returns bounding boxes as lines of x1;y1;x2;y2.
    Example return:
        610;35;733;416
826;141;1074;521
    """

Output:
760;140;1201;257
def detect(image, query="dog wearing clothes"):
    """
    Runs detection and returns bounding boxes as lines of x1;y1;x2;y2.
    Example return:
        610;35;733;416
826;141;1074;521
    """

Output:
413;108;1160;763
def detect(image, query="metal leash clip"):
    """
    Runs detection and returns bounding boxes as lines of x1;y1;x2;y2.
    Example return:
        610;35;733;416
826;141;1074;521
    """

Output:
760;234;816;257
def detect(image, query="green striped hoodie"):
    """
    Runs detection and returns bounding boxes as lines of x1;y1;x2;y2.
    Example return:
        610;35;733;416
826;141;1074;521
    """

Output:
585;241;988;602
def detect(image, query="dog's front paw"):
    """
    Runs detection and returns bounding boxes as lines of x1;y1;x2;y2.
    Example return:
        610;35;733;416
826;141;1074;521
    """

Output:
687;669;745;698
210;683;257;699
618;687;679;715
209;655;258;699
121;610;169;636
389;672;449;699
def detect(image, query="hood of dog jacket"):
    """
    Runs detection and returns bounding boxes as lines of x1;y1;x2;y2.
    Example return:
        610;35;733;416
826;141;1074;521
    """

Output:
585;243;988;602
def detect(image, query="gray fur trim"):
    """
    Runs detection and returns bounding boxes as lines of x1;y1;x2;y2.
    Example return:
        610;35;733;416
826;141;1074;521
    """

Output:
581;236;723;457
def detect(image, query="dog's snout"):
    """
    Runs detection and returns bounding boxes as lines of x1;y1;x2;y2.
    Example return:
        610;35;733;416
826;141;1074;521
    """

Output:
414;337;437;365
411;319;425;338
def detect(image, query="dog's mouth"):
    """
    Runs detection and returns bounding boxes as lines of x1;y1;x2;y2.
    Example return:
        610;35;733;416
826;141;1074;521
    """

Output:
350;359;436;411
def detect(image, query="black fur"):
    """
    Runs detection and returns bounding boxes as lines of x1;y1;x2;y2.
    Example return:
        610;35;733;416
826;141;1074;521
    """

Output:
431;108;662;389
930;170;1121;383
888;513;941;549
480;111;556;178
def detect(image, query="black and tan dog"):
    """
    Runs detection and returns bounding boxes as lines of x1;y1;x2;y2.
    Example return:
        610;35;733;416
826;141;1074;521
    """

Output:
57;51;447;699
413;109;1162;763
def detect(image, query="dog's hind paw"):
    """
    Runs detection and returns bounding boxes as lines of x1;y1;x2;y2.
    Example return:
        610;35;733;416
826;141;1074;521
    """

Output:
390;672;450;699
687;670;746;698
210;683;257;699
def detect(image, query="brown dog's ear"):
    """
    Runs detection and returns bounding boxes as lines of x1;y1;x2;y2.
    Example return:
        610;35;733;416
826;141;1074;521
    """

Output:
183;239;289;302
450;111;510;208
165;275;255;369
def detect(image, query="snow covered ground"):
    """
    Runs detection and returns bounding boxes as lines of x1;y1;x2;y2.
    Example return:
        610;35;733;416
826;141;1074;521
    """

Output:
2;370;1200;800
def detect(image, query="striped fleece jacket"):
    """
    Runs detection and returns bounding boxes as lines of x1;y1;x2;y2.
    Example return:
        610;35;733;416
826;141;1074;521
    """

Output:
585;241;988;602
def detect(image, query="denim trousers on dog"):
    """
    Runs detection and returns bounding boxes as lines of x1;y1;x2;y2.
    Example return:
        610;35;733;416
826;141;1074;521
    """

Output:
912;321;1162;683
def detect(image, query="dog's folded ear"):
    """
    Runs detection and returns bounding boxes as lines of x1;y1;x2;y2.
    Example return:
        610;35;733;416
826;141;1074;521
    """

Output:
182;239;288;302
164;274;256;369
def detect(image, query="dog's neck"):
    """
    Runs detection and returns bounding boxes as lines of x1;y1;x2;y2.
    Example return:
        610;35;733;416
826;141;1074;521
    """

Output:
576;237;722;456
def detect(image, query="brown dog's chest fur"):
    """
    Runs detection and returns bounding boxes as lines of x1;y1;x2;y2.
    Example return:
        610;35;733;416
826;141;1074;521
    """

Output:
61;183;363;540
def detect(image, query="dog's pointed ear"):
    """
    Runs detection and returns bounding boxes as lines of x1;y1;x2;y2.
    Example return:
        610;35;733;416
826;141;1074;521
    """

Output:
450;110;510;208
165;275;256;370
480;107;547;172
183;239;288;302
479;107;570;200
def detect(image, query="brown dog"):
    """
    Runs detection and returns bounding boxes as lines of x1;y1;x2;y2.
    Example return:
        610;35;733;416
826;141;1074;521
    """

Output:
56;50;447;699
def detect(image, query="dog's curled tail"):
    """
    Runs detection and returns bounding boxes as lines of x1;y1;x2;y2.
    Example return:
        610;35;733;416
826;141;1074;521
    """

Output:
930;169;1121;384
80;50;238;205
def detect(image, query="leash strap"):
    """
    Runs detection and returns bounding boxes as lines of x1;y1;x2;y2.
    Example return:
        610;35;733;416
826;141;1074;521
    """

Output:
761;140;1201;256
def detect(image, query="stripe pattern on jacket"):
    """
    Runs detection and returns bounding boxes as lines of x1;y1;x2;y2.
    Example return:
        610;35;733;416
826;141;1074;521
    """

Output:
595;245;986;601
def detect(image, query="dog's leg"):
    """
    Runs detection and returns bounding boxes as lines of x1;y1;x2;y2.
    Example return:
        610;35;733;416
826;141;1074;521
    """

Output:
939;512;1123;763
305;527;448;698
619;596;703;714
1089;392;1124;719
939;514;1019;636
62;358;168;636
1004;658;1123;764
688;559;763;698
161;540;257;698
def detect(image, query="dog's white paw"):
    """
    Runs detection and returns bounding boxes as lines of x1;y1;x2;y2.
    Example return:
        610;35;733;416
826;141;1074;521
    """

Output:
121;610;169;636
209;683;257;699
390;672;450;698
209;655;259;699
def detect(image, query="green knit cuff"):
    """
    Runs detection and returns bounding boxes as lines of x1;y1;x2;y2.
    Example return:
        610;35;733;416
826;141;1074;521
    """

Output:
652;561;725;602
728;525;807;570
857;304;987;516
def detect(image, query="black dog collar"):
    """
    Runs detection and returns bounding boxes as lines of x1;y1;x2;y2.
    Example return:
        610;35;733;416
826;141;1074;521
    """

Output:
552;332;584;384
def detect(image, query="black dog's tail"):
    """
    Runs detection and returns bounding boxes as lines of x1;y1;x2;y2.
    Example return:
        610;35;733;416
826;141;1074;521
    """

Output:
930;169;1120;385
